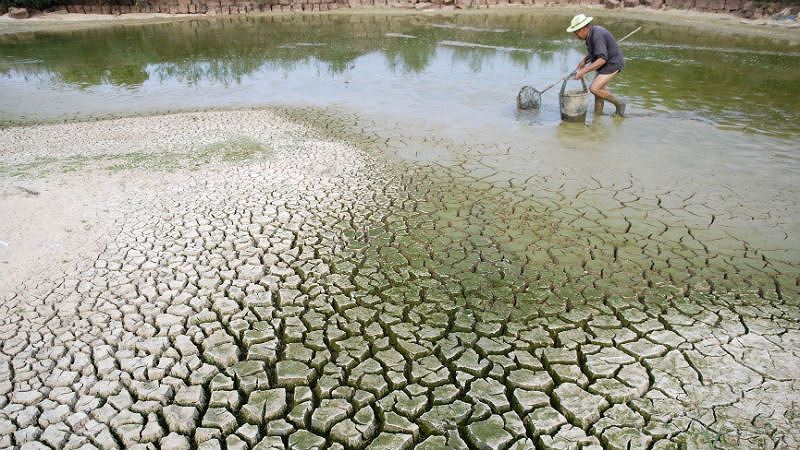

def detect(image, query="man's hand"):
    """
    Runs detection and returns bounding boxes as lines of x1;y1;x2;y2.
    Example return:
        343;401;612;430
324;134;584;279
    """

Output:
575;58;604;80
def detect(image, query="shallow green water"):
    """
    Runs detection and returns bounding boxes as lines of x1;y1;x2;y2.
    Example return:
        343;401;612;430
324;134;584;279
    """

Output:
1;13;798;134
1;11;799;260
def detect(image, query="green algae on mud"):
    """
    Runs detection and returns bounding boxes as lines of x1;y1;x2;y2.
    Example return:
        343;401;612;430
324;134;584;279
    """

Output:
274;106;797;319
0;135;272;177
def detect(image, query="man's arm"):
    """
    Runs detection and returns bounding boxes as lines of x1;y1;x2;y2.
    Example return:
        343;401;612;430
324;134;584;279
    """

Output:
575;57;606;80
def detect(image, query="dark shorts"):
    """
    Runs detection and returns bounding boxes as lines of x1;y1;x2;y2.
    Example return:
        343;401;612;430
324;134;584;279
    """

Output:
598;63;623;75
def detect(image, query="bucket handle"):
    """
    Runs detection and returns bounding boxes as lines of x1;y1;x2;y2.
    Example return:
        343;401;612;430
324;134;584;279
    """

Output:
560;71;588;97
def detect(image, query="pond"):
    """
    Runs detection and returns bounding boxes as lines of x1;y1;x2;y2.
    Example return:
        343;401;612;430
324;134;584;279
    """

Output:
2;11;800;449
1;12;799;133
2;10;797;259
1;13;799;132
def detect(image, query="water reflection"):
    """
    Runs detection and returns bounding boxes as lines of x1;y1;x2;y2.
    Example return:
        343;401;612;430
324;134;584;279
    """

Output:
0;12;799;137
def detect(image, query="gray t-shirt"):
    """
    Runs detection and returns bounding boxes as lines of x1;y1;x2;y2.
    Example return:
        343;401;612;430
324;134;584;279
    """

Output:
586;25;624;74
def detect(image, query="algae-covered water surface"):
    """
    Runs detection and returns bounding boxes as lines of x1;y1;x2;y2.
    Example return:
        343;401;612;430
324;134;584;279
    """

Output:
1;10;800;450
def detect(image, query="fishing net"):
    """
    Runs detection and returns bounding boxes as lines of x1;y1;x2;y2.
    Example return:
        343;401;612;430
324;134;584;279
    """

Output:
517;85;541;110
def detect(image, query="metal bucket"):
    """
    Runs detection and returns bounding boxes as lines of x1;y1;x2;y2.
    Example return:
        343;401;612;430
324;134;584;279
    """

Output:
559;76;588;122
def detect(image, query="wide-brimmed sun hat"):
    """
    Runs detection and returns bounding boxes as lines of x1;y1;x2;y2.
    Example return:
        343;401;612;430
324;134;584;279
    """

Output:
566;14;594;33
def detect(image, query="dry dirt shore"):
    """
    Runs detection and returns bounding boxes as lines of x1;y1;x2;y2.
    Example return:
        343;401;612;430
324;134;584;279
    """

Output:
0;110;319;299
1;5;799;43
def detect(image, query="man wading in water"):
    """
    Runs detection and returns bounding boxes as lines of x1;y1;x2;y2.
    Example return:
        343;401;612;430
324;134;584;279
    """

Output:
568;14;626;117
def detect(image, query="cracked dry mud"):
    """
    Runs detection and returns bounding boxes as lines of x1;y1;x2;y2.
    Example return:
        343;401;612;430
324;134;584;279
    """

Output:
1;108;799;450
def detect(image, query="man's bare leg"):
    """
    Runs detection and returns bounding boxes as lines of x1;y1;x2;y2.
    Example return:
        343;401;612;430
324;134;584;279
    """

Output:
590;72;626;117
